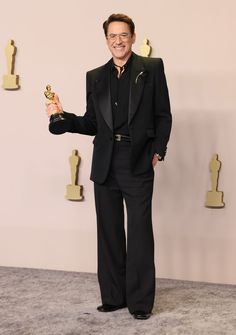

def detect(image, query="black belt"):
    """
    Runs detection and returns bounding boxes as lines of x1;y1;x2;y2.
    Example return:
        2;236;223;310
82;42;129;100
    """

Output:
114;134;131;142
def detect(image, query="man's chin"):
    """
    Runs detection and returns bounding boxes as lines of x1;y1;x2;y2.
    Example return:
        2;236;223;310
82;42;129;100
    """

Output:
113;51;131;61
114;52;125;59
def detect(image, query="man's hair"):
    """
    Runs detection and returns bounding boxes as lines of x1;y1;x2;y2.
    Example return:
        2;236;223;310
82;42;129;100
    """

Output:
103;14;135;37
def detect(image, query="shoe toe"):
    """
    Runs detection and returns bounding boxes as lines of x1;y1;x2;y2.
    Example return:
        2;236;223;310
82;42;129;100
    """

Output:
132;311;151;320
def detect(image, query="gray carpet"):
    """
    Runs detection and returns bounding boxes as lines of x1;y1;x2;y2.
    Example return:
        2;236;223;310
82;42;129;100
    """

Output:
0;267;236;335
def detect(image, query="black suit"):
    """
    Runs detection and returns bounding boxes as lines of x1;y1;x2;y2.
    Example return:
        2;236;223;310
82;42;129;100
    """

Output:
63;53;171;183
61;53;172;313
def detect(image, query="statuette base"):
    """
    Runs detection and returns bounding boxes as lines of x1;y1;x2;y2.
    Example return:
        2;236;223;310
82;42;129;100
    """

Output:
66;184;84;201
3;74;20;90
205;191;225;208
49;113;69;135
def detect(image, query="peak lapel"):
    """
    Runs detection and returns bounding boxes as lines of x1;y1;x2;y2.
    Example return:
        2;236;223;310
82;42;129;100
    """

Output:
128;55;146;125
94;63;113;132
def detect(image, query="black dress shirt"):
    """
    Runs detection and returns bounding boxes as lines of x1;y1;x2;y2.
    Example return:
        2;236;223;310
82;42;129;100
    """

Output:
110;54;133;136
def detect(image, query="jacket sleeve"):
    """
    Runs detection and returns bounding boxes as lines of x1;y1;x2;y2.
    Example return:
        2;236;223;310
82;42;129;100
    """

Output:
153;59;172;159
62;72;97;136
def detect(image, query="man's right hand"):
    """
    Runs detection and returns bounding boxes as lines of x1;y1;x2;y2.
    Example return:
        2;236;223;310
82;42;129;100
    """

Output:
45;94;63;117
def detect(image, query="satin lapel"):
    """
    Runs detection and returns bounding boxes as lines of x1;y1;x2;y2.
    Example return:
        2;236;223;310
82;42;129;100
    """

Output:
128;55;146;125
94;63;113;132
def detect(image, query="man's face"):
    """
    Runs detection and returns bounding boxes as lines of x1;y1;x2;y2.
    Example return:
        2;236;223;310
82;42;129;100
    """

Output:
106;21;136;62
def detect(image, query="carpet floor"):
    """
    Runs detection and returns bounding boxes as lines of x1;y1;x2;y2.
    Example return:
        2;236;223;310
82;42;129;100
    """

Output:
0;266;236;335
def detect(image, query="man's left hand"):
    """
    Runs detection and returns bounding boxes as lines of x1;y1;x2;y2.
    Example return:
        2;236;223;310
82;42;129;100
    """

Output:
152;154;159;168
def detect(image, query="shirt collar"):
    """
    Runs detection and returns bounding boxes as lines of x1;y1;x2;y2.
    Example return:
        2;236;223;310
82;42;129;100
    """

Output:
110;52;133;72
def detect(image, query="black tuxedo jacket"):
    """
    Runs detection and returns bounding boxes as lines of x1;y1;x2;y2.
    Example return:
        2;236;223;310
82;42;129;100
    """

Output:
62;53;172;184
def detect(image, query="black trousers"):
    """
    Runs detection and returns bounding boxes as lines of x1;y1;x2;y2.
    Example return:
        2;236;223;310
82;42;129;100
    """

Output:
94;140;155;313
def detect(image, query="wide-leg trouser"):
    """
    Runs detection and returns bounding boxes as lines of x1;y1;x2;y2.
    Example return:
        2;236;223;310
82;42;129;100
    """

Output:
94;140;155;313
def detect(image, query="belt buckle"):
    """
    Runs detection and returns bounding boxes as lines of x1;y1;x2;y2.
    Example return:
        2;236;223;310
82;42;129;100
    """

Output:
115;134;122;141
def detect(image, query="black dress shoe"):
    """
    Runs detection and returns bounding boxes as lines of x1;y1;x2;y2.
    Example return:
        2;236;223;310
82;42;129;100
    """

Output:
132;311;152;320
97;303;127;312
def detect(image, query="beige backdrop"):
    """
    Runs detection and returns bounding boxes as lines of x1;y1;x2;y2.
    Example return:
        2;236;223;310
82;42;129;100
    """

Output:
0;0;236;284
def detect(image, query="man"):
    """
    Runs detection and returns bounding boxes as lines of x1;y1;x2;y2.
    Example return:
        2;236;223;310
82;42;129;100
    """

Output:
46;13;172;320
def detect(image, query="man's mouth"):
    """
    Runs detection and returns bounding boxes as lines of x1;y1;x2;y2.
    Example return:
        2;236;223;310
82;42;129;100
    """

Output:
114;45;125;49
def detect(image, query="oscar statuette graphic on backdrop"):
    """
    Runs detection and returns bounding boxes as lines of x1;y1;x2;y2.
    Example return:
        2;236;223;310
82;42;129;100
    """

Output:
205;154;225;208
66;150;84;201
2;40;20;90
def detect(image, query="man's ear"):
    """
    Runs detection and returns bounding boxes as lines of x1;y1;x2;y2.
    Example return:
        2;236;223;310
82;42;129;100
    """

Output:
132;32;136;44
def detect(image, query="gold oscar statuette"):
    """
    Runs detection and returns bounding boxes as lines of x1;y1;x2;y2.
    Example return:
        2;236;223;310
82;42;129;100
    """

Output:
205;154;225;208
2;40;20;90
44;85;69;134
44;84;56;100
65;150;84;201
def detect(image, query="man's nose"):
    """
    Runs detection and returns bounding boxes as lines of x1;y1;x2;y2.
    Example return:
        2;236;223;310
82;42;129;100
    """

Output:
115;35;123;43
